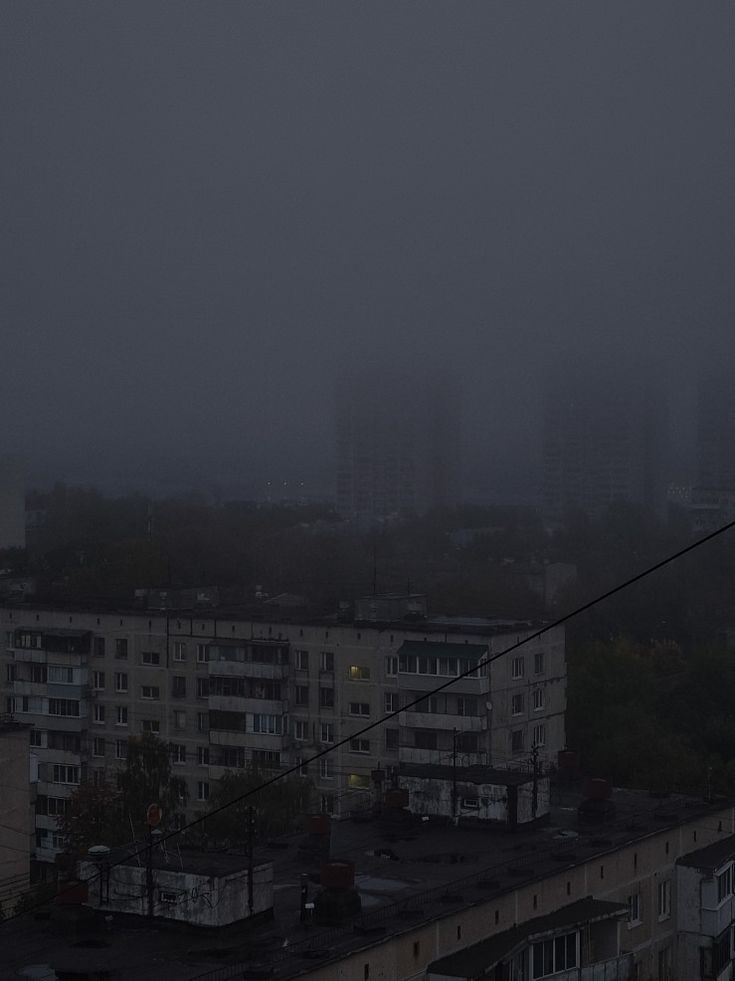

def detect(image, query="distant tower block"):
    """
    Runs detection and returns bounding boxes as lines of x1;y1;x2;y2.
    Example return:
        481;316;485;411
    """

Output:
0;456;26;550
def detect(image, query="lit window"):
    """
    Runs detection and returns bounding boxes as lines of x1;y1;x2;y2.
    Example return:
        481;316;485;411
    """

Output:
349;665;370;681
348;773;370;790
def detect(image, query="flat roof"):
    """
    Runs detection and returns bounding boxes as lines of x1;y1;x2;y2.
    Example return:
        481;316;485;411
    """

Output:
428;898;627;978
2;786;732;980
677;833;735;872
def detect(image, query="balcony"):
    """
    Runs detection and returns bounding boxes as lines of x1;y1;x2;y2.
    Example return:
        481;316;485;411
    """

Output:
398;747;487;766
579;953;634;981
12;680;47;697
399;711;486;731
207;660;286;680
208;696;285;715
398;673;487;695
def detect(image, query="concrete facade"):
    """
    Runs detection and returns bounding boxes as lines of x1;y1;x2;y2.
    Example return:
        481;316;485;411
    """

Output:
0;605;566;868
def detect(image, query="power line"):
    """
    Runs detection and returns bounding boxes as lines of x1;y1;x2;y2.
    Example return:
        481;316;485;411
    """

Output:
2;516;734;928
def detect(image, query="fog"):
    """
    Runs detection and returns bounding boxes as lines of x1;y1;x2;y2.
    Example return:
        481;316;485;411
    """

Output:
2;2;734;500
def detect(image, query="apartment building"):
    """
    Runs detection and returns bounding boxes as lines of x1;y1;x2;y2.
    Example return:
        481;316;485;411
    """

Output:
0;605;565;867
0;718;33;912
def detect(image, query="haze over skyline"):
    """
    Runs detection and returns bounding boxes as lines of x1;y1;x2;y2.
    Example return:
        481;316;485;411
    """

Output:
2;3;734;500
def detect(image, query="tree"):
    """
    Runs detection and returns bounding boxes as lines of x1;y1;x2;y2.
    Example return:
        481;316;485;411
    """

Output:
59;735;187;862
203;767;313;844
57;780;128;864
117;734;188;840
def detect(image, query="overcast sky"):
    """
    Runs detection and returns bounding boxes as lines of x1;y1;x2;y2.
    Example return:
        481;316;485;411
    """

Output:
2;3;734;499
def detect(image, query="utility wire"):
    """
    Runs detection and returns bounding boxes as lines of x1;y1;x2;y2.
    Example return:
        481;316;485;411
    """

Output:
2;517;734;928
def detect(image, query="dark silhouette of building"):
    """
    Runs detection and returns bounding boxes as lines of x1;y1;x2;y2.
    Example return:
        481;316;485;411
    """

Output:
336;366;460;522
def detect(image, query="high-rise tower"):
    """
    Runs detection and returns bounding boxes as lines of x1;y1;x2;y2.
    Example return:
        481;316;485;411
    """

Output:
336;366;460;522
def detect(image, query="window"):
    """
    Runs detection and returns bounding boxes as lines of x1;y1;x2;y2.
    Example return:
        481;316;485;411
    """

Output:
115;639;128;659
512;657;524;679
511;693;525;716
197;781;210;801
718;865;732;903
48;666;74;684
533;688;544;711
92;671;105;690
295;685;309;706
253;714;282;734
142;651;160;666
30;729;43;747
197;746;209;765
94;637;105;657
48;699;79;717
534;652;545;675
196;678;209;698
511;729;524;753
116;705;128;727
415;730;437;750
93;737;105;757
456;696;477;716
386;728;399;750
142;719;160;734
532;932;577;978
532;724;546;747
172;676;187;698
657;879;671;920
6;663;15;683
348;773;370;790
174;710;186;730
385;693;398;713
319;687;334;708
197;712;209;732
52;764;80;784
173;642;186;661
627;893;641;924
294;720;309;741
349;702;370;717
349;665;370;681
319;758;333;780
385;656;398;676
350;738;370;754
196;643;208;663
115;672;128;693
93;704;106;724
170;744;186;765
320;651;334;672
141;686;160;700
295;650;309;671
320;722;334;743
31;663;47;684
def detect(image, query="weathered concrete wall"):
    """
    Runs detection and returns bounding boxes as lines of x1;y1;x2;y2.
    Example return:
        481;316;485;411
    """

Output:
79;859;273;927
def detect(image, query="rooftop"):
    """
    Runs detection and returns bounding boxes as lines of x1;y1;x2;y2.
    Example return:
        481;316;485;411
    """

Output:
676;832;735;872
2;784;732;981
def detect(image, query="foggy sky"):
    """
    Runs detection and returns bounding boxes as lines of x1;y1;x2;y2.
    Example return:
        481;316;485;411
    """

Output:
2;3;734;500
